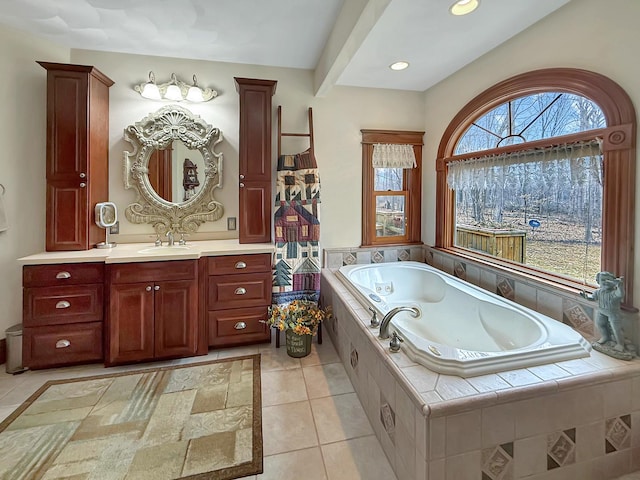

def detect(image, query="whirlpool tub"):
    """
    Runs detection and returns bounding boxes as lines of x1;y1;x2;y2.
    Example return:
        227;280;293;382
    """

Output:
337;261;591;377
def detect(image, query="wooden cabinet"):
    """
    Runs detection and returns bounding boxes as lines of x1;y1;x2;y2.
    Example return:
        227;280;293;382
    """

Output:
106;260;200;365
38;62;114;251
234;78;277;244
207;253;272;347
23;263;104;369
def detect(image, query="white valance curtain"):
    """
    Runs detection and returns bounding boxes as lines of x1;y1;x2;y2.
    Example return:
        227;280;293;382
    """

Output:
372;143;416;168
446;139;603;191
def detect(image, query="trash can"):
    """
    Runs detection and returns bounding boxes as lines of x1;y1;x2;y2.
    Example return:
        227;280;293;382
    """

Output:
6;323;27;374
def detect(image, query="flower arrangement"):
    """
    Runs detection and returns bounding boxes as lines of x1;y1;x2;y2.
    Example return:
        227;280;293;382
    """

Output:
266;300;329;336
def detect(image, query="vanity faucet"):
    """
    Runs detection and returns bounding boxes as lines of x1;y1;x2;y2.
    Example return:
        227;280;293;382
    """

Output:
379;306;420;339
166;231;175;246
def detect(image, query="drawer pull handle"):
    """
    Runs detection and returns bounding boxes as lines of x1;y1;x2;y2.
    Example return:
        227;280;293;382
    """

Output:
234;287;247;295
235;261;247;269
55;300;71;309
56;271;71;279
56;339;71;349
234;322;247;330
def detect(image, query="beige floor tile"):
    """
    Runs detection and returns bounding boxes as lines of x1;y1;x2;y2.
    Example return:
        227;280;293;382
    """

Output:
261;369;308;406
259;348;302;372
262;401;318;456
300;340;341;367
258;447;327;480
311;393;373;444
321;435;397;480
216;345;261;359
303;363;354;399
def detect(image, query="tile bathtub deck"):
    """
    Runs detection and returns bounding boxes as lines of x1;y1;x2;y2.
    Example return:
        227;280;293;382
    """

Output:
0;335;637;480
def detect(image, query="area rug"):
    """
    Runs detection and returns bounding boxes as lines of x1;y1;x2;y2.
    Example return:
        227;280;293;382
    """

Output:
0;355;262;480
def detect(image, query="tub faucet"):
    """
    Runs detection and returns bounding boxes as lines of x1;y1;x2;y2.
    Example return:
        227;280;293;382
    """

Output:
166;231;175;246
379;306;420;339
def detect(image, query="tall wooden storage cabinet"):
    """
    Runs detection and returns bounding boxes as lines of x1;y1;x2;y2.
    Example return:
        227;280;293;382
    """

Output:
234;77;277;244
38;62;114;251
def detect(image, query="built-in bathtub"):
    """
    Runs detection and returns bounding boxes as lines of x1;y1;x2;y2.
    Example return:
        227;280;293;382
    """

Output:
337;261;591;377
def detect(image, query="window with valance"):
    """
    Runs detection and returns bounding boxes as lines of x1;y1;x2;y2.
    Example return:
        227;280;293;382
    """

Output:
435;69;636;306
362;130;423;247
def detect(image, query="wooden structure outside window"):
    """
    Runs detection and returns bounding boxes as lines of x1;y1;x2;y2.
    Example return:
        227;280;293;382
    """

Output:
361;130;423;247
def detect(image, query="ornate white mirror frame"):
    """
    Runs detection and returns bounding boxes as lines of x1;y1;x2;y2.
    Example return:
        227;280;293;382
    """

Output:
123;105;224;234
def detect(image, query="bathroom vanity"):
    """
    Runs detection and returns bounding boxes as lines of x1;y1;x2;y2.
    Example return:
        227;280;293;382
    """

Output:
19;241;274;369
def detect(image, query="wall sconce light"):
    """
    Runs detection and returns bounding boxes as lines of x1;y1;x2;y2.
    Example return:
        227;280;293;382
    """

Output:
134;71;218;102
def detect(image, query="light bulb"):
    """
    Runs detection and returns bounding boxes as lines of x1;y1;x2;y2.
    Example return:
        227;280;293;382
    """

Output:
450;0;479;16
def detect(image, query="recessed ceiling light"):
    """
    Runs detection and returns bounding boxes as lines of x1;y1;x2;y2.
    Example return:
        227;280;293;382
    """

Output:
389;61;409;71
450;0;479;16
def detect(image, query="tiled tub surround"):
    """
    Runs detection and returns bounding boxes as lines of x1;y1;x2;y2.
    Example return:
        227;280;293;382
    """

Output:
321;269;640;480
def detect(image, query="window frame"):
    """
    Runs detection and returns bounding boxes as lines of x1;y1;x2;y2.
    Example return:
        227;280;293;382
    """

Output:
362;129;424;247
435;68;637;307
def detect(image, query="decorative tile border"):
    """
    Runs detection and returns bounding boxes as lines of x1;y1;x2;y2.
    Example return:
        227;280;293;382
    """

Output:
606;414;631;453
547;428;576;469
496;276;515;301
380;396;396;444
323;246;425;269
563;300;597;341
454;261;466;280
481;442;513;480
350;345;359;370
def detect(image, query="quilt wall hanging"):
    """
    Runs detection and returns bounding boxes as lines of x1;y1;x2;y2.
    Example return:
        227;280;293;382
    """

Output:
272;149;321;304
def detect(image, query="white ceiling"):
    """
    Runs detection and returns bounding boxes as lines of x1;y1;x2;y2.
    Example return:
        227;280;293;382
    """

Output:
0;0;569;93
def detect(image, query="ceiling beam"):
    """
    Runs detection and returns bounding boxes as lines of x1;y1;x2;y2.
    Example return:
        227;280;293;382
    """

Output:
313;0;391;97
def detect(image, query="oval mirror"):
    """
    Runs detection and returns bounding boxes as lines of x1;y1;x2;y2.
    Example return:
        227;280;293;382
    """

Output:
146;140;206;204
123;105;224;234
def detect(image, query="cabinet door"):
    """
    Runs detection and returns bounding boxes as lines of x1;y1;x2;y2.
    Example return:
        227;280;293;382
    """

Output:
154;279;198;358
39;62;113;251
107;283;154;365
235;78;277;244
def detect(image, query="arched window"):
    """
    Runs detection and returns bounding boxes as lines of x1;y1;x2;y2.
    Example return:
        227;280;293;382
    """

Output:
435;68;636;307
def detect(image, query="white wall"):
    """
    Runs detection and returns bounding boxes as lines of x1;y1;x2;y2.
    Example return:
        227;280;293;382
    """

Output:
70;49;426;248
421;0;640;302
0;26;68;339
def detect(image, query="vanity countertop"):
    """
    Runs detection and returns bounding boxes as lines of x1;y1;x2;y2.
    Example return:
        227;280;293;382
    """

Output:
18;239;276;265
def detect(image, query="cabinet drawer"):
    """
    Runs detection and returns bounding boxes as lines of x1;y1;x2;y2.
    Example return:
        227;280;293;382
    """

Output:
207;253;272;276
208;272;272;310
23;263;104;287
23;322;103;369
208;307;270;347
24;284;103;327
109;260;197;284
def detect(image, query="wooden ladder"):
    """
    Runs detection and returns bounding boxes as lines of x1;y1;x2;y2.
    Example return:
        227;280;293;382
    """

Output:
277;105;314;157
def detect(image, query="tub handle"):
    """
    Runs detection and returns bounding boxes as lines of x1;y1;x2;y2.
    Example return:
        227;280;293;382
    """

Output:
368;307;380;328
389;332;404;353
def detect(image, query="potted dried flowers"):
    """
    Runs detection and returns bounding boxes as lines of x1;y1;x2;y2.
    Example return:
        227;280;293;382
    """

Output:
267;300;329;357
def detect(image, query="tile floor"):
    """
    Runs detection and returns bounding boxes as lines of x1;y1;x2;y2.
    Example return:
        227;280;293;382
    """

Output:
0;336;637;480
0;336;396;480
